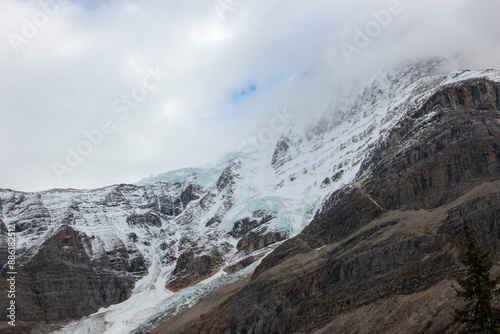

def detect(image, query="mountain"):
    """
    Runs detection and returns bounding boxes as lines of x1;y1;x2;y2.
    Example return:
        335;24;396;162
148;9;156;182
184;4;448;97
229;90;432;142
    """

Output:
153;67;500;333
1;59;499;333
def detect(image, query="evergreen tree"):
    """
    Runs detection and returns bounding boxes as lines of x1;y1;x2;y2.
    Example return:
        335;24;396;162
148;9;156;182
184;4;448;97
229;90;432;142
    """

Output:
454;218;500;333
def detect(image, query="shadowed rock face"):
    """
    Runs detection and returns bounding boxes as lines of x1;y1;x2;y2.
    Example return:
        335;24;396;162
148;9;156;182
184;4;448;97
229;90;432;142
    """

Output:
127;212;162;228
229;211;276;239
166;248;224;292
271;137;293;169
236;229;289;255
0;225;140;322
360;78;500;211
176;79;500;334
11;194;51;235
217;158;241;193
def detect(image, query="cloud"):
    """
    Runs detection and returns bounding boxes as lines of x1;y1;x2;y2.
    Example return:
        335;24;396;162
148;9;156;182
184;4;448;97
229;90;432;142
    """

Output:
0;0;499;191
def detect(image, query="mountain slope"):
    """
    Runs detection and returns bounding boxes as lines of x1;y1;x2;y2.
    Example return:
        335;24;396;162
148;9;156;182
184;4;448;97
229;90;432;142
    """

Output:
1;61;499;333
166;73;500;334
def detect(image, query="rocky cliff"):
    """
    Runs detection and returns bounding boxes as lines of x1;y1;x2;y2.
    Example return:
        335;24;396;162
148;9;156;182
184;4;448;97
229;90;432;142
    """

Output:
2;225;139;321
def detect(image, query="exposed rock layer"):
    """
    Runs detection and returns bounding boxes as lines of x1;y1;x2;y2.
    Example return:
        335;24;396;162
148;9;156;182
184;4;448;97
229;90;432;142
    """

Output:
0;225;139;322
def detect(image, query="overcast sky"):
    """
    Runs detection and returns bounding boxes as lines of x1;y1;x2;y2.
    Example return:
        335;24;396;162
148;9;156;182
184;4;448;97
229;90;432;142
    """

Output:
0;0;499;192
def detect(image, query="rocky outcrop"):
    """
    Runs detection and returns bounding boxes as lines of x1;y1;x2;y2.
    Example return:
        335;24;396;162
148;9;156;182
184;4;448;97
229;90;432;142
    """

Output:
271;136;292;168
204;158;242;228
421;77;500;112
236;229;289;255
157;183;201;216
175;78;500;334
166;248;224;292
90;236;147;275
229;211;276;239
167;209;282;290
103;186;134;207
224;256;259;274
180;184;201;207
0;225;140;322
216;158;241;193
135;182;203;217
363;79;500;211
10;194;51;235
127;211;162;228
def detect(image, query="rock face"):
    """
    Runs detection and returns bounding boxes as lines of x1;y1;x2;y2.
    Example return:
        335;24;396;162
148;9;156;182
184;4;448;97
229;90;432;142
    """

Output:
236;229;289;255
176;77;500;333
0;225;138;322
167;248;224;292
271;137;293;168
229;211;276;239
